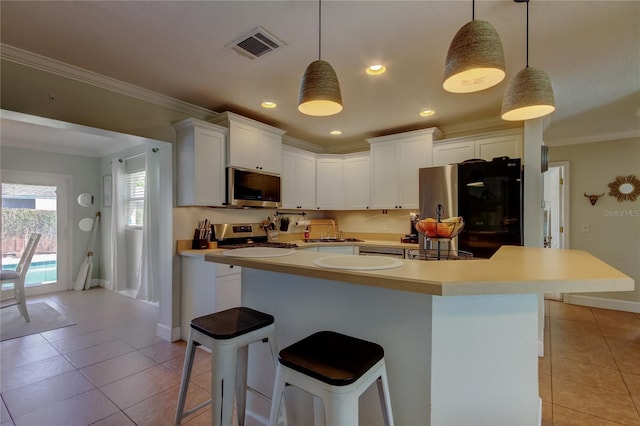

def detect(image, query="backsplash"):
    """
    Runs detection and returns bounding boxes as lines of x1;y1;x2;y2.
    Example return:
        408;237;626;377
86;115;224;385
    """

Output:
174;207;419;241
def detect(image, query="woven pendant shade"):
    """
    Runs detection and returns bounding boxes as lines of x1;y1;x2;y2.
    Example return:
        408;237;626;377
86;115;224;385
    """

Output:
298;59;343;116
443;20;506;93
501;67;555;121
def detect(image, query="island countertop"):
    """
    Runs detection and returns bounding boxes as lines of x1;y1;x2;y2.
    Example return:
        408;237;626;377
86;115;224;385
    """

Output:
205;245;634;296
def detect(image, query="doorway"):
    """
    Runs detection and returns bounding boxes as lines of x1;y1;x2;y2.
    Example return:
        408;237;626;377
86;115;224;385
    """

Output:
1;170;71;296
543;161;570;301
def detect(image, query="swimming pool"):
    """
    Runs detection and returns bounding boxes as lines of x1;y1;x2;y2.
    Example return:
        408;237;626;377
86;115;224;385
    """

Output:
1;258;57;286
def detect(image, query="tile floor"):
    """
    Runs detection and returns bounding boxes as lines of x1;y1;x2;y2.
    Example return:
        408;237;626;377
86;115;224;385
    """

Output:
1;289;639;425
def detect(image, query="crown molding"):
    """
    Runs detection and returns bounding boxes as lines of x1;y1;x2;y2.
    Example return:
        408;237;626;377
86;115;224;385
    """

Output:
1;43;215;120
545;128;640;147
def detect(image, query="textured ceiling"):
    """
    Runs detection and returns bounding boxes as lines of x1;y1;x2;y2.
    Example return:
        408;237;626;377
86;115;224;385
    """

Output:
1;1;639;153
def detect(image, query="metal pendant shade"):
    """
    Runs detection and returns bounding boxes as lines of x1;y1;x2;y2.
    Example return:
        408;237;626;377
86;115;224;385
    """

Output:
443;19;506;93
501;0;555;121
298;59;343;116
298;0;342;116
501;67;555;121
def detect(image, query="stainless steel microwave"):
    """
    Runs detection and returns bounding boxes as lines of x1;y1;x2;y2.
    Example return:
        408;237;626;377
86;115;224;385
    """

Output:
227;167;281;208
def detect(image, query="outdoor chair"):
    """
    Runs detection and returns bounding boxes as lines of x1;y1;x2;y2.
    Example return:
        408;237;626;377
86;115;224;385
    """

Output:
1;233;42;322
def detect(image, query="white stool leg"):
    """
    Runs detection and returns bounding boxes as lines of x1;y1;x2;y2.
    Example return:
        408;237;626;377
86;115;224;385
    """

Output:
213;342;239;426
175;335;198;425
268;365;286;426
16;280;30;322
325;393;358;426
236;345;248;426
313;396;326;426
376;368;394;426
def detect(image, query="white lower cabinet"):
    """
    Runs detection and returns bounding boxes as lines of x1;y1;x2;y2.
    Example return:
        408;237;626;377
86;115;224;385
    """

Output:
318;245;356;255
180;257;241;340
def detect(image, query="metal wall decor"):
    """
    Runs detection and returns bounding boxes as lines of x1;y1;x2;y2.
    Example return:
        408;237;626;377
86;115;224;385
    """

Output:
608;175;640;202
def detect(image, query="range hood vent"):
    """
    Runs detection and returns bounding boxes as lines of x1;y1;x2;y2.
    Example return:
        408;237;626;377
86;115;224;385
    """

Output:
226;27;286;60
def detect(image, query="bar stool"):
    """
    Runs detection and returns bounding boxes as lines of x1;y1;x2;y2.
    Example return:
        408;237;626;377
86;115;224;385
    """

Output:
268;331;394;426
175;307;278;426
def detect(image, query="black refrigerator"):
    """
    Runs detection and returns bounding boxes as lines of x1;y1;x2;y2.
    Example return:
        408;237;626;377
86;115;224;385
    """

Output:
418;158;523;258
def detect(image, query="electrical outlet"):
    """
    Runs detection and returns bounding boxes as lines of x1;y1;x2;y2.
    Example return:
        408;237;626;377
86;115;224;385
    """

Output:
581;224;590;232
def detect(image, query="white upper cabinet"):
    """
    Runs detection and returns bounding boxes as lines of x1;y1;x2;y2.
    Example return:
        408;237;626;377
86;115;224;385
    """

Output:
210;112;286;174
281;147;316;209
432;129;523;166
316;156;344;210
367;128;442;209
343;152;370;210
173;118;227;206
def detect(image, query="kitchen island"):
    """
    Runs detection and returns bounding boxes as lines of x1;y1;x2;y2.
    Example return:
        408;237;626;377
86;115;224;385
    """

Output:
204;246;633;425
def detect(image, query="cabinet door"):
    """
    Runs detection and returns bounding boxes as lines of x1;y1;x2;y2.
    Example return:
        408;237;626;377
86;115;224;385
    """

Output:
260;131;283;174
228;121;282;173
476;135;523;161
316;158;344;210
228;121;262;170
432;140;475;166
281;150;316;209
281;150;298;209
343;154;370;210
397;138;432;209
296;153;317;209
370;142;399;209
176;124;226;207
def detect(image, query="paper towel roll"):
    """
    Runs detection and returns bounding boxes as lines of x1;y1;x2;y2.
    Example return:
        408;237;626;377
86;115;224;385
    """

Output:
295;220;311;226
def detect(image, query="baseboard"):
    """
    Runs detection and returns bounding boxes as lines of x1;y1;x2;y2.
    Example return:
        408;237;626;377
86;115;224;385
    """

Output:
538;397;542;426
565;294;640;313
538;339;545;357
156;323;181;342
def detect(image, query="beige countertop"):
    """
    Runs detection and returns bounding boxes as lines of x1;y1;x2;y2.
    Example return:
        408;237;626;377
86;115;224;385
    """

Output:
177;238;419;258
203;246;634;297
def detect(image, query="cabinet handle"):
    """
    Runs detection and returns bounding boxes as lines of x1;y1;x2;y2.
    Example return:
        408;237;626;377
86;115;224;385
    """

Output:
229;265;234;269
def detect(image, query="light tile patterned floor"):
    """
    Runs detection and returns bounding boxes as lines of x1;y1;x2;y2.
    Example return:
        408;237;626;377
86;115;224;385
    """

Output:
1;289;639;425
541;300;640;426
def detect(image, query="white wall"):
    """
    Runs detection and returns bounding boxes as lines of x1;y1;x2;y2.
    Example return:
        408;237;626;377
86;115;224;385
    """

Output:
550;137;640;307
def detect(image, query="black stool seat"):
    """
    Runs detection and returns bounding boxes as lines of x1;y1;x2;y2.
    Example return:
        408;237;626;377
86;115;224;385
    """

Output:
190;307;275;340
278;331;384;386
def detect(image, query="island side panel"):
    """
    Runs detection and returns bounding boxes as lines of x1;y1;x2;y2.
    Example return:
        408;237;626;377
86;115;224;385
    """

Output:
431;293;540;425
241;268;433;426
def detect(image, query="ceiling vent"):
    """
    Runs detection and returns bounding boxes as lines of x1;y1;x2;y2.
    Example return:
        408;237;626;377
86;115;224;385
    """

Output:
226;27;286;60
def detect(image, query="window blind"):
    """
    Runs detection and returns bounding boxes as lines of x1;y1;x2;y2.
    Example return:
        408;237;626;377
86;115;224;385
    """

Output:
125;170;145;226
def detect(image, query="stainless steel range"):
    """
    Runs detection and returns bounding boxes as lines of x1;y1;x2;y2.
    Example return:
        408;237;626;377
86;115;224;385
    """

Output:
212;223;298;249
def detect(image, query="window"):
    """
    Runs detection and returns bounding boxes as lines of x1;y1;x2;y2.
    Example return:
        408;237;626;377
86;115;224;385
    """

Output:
125;171;145;226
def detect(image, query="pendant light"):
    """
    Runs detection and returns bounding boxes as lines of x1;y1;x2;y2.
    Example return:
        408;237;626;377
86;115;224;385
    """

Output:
298;0;343;116
501;0;555;121
443;0;506;93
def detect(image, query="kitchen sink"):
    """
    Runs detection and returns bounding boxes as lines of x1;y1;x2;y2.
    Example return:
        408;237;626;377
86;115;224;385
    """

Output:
304;238;364;243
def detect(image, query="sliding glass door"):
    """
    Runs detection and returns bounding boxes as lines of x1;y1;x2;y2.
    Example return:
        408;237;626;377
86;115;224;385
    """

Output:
1;171;70;295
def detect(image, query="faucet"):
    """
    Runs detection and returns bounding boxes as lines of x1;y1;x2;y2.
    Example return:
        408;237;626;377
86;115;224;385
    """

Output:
323;220;337;239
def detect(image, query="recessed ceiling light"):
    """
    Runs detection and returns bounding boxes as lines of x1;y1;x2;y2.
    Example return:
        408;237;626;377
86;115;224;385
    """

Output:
366;64;386;75
261;101;277;109
330;130;342;135
419;110;435;117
